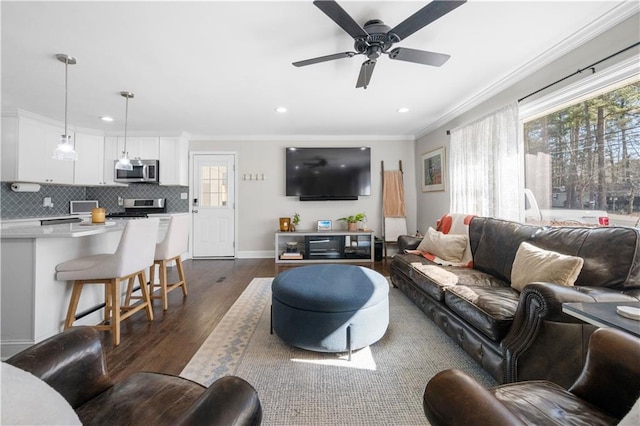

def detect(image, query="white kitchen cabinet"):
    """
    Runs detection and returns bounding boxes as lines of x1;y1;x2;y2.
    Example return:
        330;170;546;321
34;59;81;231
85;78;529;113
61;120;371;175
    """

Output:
103;137;122;185
116;136;159;160
159;136;189;186
1;112;74;184
73;132;105;185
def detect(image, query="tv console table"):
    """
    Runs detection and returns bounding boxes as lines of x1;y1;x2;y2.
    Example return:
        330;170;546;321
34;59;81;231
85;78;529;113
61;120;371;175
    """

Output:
275;231;375;264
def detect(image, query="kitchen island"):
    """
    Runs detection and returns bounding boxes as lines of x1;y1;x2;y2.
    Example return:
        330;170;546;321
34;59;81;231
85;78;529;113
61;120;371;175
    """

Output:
1;221;129;358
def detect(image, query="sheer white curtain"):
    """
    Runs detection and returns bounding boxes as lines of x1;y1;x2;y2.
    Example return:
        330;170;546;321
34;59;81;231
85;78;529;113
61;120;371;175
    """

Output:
449;102;520;220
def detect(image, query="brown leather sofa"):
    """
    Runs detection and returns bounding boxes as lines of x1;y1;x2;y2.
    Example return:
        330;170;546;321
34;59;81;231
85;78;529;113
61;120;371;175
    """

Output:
423;328;640;425
390;217;640;387
5;326;262;425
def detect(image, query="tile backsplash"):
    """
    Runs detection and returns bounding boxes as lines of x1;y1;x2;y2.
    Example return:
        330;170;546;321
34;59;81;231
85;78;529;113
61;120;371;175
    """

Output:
0;182;189;219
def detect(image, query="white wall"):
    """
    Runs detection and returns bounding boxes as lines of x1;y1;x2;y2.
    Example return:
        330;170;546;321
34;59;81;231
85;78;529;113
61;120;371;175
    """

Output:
190;138;416;257
414;13;640;232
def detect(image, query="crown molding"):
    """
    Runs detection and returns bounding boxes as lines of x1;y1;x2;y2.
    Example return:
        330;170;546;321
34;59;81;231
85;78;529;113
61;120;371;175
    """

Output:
414;1;640;139
188;134;416;142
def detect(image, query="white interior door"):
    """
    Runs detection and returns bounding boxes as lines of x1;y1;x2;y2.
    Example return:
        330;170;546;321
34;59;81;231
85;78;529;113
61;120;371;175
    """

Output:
192;154;236;257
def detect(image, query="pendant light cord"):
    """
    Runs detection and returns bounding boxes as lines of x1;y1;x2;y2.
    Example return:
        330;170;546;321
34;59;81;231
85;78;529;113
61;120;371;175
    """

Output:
52;54;77;161
63;57;68;138
123;95;129;153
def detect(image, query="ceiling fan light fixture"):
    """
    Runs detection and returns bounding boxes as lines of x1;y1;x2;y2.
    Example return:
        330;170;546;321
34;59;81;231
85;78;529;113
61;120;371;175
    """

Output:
52;53;78;161
115;91;135;171
294;0;466;88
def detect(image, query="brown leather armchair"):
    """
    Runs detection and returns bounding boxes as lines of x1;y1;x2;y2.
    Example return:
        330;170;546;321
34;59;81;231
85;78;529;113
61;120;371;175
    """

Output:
6;326;262;425
423;328;640;426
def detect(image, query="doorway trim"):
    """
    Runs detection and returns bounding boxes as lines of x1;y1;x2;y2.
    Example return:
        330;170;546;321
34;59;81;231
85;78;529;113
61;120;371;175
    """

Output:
189;150;238;258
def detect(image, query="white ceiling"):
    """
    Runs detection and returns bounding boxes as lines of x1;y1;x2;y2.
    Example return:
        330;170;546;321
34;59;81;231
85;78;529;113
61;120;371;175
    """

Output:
1;1;636;140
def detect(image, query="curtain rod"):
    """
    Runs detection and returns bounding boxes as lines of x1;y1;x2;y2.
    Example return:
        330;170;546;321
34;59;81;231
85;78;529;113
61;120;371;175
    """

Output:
517;41;640;103
445;42;640;135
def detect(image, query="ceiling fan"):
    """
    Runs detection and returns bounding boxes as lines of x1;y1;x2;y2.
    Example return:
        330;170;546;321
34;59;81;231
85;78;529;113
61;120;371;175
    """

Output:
293;0;466;89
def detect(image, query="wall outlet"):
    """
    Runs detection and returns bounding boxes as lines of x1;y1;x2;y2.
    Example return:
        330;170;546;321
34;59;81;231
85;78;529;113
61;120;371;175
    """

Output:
180;192;188;200
42;197;53;208
117;196;124;206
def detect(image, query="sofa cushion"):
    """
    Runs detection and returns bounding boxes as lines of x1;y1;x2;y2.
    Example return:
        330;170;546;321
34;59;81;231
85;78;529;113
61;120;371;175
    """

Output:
445;286;520;342
511;242;584;292
469;218;541;283
492;381;618;425
531;226;640;290
76;372;205;425
413;264;459;287
417;227;468;262
393;253;509;302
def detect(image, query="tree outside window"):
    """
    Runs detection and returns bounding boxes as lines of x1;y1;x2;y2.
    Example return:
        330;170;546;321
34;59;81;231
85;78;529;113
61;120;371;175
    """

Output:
524;81;640;224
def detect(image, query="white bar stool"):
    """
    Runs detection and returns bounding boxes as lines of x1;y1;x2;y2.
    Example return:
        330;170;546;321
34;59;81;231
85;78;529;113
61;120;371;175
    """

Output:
55;218;159;346
148;214;190;310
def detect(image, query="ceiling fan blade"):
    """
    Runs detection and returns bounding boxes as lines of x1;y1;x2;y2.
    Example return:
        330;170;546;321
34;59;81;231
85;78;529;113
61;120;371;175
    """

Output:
313;0;369;40
388;0;466;42
388;47;450;67
356;60;376;89
292;51;357;67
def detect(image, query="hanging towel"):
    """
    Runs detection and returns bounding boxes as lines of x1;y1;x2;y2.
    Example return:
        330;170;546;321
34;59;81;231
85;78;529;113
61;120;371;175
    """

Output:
383;170;406;217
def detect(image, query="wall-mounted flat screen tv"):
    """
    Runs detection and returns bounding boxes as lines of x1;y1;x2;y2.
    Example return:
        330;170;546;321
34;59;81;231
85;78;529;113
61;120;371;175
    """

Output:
286;147;371;201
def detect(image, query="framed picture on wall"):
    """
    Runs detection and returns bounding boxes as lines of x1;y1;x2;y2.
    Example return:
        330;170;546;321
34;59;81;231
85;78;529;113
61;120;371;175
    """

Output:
421;147;445;192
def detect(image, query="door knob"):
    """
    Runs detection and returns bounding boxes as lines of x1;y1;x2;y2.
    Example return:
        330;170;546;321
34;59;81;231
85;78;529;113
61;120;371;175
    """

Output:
193;209;198;214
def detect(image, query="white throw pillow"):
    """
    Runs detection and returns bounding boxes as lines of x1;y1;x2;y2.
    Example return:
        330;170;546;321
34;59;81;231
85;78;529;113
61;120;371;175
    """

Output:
416;227;468;262
1;362;81;425
511;242;584;292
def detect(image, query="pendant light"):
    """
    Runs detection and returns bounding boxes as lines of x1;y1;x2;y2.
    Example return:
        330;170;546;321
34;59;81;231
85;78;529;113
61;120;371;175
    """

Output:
52;54;78;161
115;91;134;171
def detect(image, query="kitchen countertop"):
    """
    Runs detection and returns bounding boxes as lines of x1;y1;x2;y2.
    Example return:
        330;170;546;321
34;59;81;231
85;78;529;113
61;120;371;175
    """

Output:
0;213;188;238
1;212;185;225
1;215;86;224
1;212;185;222
0;220;127;239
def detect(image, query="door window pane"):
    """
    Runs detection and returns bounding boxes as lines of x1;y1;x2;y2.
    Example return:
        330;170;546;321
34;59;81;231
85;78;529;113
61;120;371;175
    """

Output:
200;165;228;207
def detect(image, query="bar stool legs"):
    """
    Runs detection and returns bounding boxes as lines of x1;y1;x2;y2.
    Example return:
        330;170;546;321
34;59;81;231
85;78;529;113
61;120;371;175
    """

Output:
64;270;154;346
148;256;188;311
64;282;84;329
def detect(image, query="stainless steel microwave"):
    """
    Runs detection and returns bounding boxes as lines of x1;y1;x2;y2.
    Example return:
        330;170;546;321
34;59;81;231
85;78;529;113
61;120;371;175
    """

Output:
114;159;159;183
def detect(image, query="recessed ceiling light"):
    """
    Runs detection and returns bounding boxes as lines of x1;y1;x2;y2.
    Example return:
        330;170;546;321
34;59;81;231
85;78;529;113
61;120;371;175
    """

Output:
397;107;409;113
100;116;114;122
275;107;287;113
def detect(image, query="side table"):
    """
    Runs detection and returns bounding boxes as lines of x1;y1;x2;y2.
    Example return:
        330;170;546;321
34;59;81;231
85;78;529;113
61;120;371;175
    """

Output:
562;301;640;337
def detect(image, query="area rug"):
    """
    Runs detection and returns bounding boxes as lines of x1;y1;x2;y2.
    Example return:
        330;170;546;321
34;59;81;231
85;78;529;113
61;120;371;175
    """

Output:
181;277;496;425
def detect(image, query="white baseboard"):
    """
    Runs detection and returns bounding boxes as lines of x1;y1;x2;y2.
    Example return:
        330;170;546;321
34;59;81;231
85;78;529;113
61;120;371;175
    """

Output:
1;339;34;360
237;250;274;259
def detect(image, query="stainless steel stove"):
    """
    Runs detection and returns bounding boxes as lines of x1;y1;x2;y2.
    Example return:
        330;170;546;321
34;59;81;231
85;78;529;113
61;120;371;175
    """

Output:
105;211;149;219
106;198;166;219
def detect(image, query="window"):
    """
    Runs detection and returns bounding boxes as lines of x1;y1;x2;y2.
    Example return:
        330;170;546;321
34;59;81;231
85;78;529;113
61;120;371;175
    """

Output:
200;165;228;207
521;58;639;226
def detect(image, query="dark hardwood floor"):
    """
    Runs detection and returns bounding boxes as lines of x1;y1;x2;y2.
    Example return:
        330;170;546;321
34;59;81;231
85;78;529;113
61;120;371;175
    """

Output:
102;259;392;382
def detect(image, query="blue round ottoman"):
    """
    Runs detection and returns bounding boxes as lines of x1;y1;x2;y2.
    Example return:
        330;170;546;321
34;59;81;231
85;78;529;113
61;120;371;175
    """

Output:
271;264;389;355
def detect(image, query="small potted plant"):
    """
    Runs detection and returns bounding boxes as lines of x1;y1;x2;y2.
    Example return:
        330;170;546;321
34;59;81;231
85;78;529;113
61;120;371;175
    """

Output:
338;213;366;231
291;213;300;231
